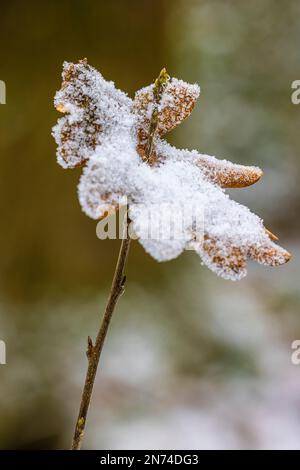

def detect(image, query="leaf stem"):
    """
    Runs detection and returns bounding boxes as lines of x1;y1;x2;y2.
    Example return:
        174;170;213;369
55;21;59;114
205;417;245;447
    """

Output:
144;67;170;162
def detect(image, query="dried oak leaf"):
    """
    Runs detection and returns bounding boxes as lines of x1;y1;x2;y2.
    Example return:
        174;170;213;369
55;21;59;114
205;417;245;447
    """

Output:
53;60;291;280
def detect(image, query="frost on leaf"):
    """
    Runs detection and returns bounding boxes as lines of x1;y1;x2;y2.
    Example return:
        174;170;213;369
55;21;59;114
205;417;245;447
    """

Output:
134;77;200;159
53;60;291;281
52;59;132;168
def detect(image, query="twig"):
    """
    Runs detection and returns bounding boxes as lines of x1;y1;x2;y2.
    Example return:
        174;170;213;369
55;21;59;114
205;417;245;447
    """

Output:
71;213;131;450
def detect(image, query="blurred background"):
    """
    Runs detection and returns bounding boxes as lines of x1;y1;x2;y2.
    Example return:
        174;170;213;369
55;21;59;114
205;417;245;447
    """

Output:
0;0;300;450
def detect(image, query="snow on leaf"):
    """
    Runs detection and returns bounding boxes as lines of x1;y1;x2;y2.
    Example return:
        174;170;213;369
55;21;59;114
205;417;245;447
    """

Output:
52;59;133;168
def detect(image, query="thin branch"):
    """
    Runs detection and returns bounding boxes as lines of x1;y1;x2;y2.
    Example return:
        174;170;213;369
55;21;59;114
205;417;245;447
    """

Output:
71;214;131;450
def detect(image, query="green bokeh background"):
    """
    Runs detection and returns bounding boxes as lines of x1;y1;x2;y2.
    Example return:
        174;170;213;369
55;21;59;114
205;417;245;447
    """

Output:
0;0;299;449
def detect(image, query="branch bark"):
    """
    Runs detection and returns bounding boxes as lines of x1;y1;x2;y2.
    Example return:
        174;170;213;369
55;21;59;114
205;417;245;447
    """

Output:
71;214;131;450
